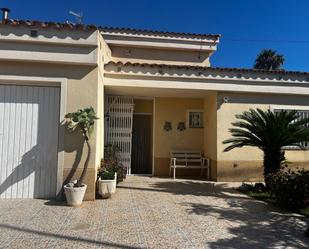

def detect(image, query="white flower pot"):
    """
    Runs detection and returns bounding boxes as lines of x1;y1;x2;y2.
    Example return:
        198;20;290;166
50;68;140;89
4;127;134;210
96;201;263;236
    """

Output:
98;173;117;198
64;183;87;206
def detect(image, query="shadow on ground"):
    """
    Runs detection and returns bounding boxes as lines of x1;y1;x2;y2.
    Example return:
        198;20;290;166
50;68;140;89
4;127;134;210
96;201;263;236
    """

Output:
120;178;309;248
183;200;309;248
118;179;248;200
0;224;146;249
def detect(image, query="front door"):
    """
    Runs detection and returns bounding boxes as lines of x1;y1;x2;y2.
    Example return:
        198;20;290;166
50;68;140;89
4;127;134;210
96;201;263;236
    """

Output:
131;115;152;174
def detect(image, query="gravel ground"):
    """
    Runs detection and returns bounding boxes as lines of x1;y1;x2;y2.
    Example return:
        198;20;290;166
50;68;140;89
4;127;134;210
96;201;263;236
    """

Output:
0;176;308;249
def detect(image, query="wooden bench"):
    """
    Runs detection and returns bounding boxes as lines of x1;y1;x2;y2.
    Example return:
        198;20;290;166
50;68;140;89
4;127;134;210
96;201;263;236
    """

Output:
169;151;210;179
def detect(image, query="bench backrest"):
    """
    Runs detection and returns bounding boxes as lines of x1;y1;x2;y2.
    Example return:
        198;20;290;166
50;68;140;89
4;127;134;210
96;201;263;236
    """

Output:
170;150;202;166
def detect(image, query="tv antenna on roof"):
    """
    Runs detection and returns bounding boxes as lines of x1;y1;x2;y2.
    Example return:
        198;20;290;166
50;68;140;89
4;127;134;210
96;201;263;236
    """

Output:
69;10;83;24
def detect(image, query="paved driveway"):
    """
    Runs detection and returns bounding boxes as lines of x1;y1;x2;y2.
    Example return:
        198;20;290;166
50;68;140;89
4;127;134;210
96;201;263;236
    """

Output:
0;176;308;249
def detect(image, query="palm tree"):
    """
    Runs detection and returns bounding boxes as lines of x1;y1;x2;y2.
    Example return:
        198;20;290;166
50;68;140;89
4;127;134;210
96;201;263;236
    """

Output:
254;49;285;70
223;108;309;186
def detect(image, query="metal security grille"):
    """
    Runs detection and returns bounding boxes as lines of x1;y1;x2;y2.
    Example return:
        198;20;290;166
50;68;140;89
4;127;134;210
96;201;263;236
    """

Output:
104;96;134;174
274;109;309;149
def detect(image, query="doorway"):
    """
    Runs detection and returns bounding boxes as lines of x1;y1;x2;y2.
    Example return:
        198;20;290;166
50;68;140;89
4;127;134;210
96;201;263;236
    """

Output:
131;114;152;174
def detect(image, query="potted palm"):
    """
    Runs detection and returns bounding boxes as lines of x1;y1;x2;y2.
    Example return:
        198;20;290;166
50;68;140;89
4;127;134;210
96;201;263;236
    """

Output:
97;168;117;198
63;107;98;206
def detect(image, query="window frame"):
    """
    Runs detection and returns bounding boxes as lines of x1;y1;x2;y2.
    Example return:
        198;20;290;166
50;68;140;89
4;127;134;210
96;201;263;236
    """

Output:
186;109;204;128
269;105;309;150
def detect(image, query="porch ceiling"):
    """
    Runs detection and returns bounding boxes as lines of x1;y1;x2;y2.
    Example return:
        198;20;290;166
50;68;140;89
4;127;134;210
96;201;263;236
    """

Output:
105;85;213;98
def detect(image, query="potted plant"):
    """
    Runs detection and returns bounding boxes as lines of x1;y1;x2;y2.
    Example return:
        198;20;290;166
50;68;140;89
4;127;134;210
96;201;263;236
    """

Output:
63;107;98;206
97;168;117;198
103;144;127;183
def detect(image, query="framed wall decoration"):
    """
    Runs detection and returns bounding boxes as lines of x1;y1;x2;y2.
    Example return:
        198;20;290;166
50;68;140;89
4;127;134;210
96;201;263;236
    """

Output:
187;110;203;128
163;121;172;131
177;122;186;131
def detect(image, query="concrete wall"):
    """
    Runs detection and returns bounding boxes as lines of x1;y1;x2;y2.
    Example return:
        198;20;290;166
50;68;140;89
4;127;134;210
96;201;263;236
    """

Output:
216;92;309;181
102;32;218;66
0;26;98;65
153;97;204;176
0;61;101;200
109;46;210;66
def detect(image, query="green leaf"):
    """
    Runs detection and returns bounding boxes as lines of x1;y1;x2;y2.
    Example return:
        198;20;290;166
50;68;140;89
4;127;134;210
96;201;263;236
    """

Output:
64;106;99;137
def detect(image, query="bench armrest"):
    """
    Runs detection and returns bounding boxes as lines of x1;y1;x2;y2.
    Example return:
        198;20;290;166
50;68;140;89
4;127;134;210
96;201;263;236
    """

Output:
170;157;176;166
202;157;210;166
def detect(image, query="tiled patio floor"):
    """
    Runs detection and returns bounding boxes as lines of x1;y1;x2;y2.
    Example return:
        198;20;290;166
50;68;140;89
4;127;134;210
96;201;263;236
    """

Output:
0;176;308;249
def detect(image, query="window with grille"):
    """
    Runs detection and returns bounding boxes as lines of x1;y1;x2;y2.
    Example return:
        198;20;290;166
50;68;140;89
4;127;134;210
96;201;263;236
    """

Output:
273;109;309;150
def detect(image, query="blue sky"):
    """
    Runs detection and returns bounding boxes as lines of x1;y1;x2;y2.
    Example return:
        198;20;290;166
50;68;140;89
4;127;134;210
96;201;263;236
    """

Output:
1;0;309;71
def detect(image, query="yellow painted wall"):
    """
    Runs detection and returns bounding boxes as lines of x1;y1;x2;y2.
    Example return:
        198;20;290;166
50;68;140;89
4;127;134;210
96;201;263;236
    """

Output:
134;99;153;114
110;46;211;66
153;97;204;176
203;92;218;179
96;35;108;169
217;92;309;181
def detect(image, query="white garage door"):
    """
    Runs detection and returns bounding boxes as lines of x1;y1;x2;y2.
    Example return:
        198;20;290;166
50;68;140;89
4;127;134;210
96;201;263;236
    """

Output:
0;85;60;199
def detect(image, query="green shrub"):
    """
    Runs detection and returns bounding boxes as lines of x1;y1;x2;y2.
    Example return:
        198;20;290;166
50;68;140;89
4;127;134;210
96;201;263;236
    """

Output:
100;144;127;183
98;168;115;180
269;168;309;210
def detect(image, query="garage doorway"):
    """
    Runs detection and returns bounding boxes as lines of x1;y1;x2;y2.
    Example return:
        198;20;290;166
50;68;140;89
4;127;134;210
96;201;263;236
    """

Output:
0;84;60;199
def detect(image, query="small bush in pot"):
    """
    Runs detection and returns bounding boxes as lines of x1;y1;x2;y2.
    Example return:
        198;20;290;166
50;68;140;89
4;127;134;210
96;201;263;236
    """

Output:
63;107;98;206
97;168;116;198
103;144;127;183
98;169;116;180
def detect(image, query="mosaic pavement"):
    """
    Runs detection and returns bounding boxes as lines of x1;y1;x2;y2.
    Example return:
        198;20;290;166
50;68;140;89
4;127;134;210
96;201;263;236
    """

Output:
0;176;308;249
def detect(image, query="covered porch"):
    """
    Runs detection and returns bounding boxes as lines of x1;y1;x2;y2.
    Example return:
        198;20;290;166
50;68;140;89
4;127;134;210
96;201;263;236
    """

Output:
104;86;218;180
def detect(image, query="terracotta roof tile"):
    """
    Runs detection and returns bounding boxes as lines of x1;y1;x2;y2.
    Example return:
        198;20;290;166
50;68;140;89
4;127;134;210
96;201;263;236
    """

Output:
0;19;98;31
107;61;309;77
0;19;220;38
100;26;220;39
